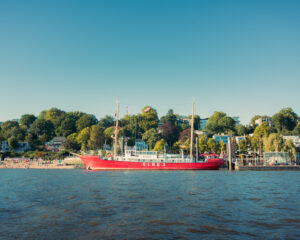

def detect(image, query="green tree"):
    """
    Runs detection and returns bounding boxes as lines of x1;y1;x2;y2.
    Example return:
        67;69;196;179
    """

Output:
207;138;218;153
142;128;160;150
20;114;37;128
76;114;98;132
263;133;284;152
45;108;66;128
99;115;114;128
139;106;159;132
25;133;42;150
63;133;81;152
104;126;114;146
205;112;236;135
282;139;296;161
236;124;248;136
253;122;270;137
55;114;77;137
272;108;298;133
153;139;166;151
88;125;105;150
160;109;177;125
158;122;179;147
8;136;18;150
29;119;54;141
198;135;208;153
0;120;25;140
77;127;91;150
238;139;249;154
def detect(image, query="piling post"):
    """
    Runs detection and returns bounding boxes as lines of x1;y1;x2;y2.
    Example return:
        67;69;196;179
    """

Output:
228;137;232;171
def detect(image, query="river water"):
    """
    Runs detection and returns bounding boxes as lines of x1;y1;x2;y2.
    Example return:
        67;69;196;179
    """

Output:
0;169;299;239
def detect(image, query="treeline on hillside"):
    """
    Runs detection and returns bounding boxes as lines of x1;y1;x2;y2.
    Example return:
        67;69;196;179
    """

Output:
0;107;299;157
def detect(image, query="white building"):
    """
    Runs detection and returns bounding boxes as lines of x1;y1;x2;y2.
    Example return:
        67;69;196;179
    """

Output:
282;136;300;147
255;117;272;127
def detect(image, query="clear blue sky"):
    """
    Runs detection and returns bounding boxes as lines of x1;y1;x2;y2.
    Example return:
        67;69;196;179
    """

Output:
1;0;299;124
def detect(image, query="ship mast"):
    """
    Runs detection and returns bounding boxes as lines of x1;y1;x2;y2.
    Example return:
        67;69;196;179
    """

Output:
190;98;195;161
113;97;120;157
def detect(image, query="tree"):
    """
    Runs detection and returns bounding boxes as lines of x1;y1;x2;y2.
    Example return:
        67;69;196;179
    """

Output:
153;139;166;151
63;133;81;152
158;122;178;146
253;122;270;137
205;112;236;135
238;139;249;154
272;108;298;133
207;138;218;153
8;136;18;150
20;114;37;128
25;133;41;150
29;119;54;141
45;108;66;128
236;124;248;136
76;127;91;150
0;120;25;141
55;114;77;137
76;114;98;132
104;126;114;146
282;139;296;161
198;135;208;153
263;133;284;152
139;106;159;132
179;128;191;143
160;109;177;125
142;128;160;150
99;115;114;128
88;125;105;150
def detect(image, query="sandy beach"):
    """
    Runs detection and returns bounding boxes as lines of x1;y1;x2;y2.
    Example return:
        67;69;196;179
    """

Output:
0;157;84;169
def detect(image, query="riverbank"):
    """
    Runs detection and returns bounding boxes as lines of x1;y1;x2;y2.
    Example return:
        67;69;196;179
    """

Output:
0;157;85;169
235;165;300;171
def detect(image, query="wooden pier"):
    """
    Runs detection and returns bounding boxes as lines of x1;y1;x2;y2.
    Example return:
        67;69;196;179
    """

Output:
235;165;300;171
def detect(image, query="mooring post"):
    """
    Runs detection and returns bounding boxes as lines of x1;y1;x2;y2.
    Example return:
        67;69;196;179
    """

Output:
228;137;232;171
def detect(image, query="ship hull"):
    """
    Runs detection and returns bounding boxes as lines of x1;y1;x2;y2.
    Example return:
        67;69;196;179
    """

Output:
79;155;224;170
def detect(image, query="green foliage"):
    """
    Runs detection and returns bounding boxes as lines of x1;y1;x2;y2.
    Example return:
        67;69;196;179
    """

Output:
236;124;248;136
160;109;177;125
76;127;91;150
20;114;37;128
25;133;42;150
104;126;114;145
0;120;25;141
205;112;236;135
207;138;218;153
29;119;54;141
63;133;81;152
99;115;114;128
88;125;105;150
139;106;159;132
142;128;160;150
158;122;178;146
76;114;98;132
45;108;66;128
198;135;208;153
153;139;166;151
238;139;249;154
253;122;270;137
263;133;284;152
272;108;298;133
8;136;18;149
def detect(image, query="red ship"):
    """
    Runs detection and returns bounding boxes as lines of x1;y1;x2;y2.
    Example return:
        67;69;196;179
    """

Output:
79;152;224;171
77;99;224;171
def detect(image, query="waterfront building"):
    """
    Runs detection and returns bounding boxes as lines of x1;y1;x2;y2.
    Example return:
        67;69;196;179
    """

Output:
199;118;209;130
134;140;148;151
232;116;240;125
255;117;272;127
235;136;247;143
45;137;66;152
0;141;30;153
263;152;290;165
282;136;300;147
213;134;232;144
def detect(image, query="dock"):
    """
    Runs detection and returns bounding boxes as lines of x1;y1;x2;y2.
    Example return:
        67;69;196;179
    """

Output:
235;165;300;171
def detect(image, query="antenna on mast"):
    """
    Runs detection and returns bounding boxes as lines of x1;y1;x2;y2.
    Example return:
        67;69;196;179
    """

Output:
190;98;195;161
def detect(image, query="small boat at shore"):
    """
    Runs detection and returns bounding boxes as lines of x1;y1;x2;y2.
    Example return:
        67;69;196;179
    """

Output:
77;99;224;170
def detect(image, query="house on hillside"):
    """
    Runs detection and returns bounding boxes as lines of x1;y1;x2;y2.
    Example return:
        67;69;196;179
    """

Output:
0;140;31;153
45;137;66;152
